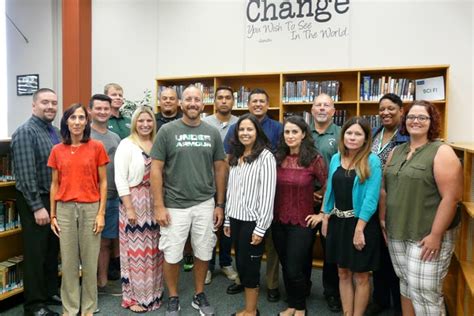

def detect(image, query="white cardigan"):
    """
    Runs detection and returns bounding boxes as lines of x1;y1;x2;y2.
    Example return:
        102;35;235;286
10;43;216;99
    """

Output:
114;138;147;197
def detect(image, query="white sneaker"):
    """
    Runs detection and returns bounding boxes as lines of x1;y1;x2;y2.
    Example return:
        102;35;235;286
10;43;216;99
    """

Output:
221;266;238;281
205;270;212;285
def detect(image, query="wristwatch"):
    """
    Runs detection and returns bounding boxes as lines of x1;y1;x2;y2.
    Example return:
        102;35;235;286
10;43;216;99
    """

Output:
215;203;225;209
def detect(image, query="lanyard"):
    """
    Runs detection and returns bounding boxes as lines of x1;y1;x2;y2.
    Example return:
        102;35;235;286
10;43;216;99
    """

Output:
377;128;398;154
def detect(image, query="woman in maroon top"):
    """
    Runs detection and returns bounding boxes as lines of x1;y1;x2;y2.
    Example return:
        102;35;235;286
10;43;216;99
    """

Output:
273;116;327;316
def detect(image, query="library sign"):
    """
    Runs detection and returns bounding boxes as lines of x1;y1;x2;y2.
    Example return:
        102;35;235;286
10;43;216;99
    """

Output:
245;0;350;43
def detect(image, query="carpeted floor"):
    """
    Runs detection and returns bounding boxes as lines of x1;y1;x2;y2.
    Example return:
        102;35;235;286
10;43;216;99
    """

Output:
0;263;396;315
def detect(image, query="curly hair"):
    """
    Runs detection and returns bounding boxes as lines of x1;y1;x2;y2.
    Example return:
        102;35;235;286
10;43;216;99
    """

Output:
400;100;441;140
228;113;271;166
275;116;319;167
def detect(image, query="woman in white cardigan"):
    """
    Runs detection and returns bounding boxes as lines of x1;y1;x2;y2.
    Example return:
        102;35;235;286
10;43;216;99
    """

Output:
114;107;164;313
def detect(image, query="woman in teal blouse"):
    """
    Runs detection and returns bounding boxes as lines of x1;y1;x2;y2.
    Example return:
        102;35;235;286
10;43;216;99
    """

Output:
322;116;382;316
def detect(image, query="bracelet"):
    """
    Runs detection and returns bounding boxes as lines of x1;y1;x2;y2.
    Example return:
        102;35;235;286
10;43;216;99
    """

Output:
215;203;225;209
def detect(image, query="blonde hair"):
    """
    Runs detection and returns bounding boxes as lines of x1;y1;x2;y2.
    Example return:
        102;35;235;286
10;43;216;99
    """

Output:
338;117;373;183
103;83;123;95
129;106;156;153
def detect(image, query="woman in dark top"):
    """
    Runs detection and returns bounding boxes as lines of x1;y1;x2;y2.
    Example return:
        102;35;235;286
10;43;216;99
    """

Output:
367;93;408;316
273;116;327;316
382;101;462;315
322;117;382;316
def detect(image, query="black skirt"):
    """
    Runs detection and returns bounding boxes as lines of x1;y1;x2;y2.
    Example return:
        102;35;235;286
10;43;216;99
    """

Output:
326;214;381;272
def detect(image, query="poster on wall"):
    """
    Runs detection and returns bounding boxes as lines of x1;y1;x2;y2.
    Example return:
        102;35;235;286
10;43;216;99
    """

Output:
244;0;351;71
16;74;39;96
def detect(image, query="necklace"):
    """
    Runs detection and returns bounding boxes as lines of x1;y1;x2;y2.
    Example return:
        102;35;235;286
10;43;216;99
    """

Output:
70;144;81;154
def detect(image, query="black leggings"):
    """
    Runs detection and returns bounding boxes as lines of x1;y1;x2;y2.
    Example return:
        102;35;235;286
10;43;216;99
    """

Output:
230;218;265;288
272;222;315;310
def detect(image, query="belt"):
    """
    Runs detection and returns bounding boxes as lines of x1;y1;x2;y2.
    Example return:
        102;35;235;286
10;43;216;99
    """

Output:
330;208;354;218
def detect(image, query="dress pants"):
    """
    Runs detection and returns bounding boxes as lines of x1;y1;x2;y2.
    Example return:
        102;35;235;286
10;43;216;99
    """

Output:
372;239;401;311
265;227;280;290
16;191;59;313
316;222;340;298
57;201;100;316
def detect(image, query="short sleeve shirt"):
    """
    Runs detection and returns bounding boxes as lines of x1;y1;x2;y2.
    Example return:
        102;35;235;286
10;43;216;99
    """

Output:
150;120;226;208
108;114;131;139
310;121;341;167
48;140;109;202
91;128;121;198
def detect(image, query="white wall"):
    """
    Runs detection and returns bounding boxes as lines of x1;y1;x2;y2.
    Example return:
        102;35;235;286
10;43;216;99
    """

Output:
92;0;159;102
6;0;473;141
6;0;61;136
92;0;473;141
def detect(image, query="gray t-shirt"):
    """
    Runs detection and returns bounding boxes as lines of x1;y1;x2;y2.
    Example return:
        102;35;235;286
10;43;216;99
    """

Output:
203;114;238;143
91;128;121;199
151;119;226;208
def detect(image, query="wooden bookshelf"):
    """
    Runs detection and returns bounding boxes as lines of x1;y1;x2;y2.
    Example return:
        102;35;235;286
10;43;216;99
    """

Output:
0;140;23;302
156;65;449;138
445;143;474;315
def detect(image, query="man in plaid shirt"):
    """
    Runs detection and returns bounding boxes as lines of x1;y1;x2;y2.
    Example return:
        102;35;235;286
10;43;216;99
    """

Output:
11;88;61;316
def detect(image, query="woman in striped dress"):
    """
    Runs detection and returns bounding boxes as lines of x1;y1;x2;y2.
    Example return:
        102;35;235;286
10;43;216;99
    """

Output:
114;107;163;312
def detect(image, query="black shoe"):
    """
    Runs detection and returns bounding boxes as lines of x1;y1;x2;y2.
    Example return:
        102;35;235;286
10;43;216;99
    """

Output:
45;294;62;306
365;302;386;315
25;306;60;316
326;295;342;313
267;288;280;302
226;282;244;295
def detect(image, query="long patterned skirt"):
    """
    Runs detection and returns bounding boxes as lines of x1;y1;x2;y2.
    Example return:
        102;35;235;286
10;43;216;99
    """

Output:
119;182;163;311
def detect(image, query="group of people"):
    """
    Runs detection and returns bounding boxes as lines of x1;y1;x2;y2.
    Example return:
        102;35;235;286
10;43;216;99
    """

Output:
11;82;462;316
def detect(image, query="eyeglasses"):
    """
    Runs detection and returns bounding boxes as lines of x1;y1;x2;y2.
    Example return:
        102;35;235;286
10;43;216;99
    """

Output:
406;115;430;122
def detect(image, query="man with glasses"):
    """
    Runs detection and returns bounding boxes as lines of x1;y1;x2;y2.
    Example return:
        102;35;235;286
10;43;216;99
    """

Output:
310;93;342;312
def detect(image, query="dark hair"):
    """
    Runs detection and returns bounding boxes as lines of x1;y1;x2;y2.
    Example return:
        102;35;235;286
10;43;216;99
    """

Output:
400;100;441;140
215;86;234;99
228;113;271;166
89;94;112;108
379;93;402;108
248;88;269;103
339;116;373;182
276;116;319;167
60;103;91;145
33;88;56;102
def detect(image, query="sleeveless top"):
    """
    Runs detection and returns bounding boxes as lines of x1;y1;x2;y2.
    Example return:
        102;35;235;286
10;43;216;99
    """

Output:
385;141;456;240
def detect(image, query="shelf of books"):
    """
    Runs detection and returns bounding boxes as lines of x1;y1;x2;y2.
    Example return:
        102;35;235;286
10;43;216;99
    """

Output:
0;139;23;301
444;143;474;315
156;65;449;138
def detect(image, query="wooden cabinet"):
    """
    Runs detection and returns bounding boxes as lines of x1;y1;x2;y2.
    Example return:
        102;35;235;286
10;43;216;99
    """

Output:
156;65;449;138
0;139;23;302
445;143;474;315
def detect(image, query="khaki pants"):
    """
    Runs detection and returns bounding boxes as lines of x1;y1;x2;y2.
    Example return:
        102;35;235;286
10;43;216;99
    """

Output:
57;202;100;315
265;227;280;290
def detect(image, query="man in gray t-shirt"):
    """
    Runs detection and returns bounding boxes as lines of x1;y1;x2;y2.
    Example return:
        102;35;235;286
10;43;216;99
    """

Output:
202;86;239;285
151;85;226;315
88;94;121;294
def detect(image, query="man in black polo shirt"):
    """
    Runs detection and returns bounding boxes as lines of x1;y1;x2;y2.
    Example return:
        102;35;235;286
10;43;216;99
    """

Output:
156;87;183;131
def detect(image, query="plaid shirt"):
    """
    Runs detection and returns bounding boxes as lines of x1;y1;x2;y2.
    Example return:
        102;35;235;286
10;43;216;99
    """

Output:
11;115;60;211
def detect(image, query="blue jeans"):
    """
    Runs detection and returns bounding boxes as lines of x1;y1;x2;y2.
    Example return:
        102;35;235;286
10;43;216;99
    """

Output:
209;228;233;270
